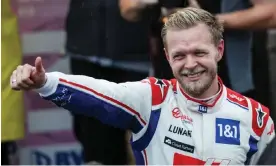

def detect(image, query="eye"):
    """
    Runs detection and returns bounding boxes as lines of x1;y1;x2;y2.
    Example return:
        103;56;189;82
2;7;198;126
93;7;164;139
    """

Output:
173;54;184;60
195;51;206;57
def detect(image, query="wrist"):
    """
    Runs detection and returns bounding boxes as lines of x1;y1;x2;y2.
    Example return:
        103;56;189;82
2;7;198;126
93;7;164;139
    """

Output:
34;72;59;97
42;74;48;87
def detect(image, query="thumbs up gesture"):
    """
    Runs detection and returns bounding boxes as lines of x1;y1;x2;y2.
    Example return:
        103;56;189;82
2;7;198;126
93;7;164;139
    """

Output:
10;57;47;91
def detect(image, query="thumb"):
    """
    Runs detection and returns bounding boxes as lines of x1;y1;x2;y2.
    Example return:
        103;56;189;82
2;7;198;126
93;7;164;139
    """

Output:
35;57;45;73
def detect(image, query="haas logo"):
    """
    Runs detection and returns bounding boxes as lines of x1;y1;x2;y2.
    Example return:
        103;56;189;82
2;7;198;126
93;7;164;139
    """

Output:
229;94;244;102
172;108;193;124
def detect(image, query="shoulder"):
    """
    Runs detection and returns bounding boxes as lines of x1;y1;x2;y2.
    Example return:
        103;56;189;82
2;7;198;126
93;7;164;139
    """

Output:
226;88;249;110
142;77;171;106
247;97;270;137
226;88;270;137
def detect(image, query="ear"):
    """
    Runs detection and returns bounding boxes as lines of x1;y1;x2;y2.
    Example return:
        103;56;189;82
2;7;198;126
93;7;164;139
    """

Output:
216;39;224;62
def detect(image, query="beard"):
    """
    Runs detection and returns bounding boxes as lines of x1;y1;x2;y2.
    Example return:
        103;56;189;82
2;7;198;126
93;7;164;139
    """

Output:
177;65;217;97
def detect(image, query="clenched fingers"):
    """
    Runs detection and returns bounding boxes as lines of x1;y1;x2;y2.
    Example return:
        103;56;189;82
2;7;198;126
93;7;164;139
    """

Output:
22;64;34;85
16;66;28;89
10;70;20;90
12;65;35;91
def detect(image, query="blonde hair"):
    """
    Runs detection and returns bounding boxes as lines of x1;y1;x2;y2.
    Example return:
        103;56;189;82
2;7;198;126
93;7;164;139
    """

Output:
161;7;224;46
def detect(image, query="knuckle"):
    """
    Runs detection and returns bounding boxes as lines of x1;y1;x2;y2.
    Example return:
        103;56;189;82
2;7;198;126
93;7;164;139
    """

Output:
14;86;20;90
11;84;18;88
18;82;26;88
17;82;23;86
23;64;32;69
21;77;28;83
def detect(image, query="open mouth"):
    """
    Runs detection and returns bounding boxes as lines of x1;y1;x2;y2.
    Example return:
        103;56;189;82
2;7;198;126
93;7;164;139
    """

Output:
183;70;206;78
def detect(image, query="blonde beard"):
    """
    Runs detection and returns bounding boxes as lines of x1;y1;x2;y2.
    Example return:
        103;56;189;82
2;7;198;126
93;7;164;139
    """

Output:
178;69;217;97
182;79;212;97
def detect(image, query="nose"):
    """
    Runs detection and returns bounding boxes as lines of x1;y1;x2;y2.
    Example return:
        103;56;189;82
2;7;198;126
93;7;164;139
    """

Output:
185;55;197;69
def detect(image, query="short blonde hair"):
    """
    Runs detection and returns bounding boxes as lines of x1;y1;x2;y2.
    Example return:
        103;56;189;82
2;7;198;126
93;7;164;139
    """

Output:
161;7;224;46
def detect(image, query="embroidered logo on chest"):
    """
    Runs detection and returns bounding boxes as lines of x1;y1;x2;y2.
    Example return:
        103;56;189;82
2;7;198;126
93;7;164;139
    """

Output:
171;107;193;125
168;124;192;137
215;118;240;145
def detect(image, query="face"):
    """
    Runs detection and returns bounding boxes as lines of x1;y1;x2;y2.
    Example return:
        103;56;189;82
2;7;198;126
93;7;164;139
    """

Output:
164;23;224;97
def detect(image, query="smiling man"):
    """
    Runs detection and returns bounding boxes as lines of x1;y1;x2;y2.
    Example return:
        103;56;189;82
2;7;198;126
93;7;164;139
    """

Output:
163;20;223;98
10;7;275;165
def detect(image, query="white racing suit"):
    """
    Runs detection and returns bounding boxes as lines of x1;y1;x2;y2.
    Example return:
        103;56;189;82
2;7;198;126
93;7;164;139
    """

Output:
35;72;275;165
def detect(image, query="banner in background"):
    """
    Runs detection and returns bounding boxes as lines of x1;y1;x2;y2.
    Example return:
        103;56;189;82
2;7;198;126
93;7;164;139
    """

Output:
10;0;83;164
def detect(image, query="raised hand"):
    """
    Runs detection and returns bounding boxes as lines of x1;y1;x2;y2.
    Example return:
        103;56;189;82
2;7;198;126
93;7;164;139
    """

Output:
10;57;47;91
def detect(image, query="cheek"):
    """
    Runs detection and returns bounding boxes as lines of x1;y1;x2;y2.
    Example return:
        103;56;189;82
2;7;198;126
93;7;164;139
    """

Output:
198;58;216;69
210;58;218;68
170;61;183;72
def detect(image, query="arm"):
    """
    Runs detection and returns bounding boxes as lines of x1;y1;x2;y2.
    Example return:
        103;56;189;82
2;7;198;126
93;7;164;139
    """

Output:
35;72;152;134
250;116;275;164
119;0;149;22
217;1;276;30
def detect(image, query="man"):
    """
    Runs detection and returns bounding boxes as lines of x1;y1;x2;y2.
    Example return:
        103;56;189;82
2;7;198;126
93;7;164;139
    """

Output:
10;8;275;165
2;0;25;164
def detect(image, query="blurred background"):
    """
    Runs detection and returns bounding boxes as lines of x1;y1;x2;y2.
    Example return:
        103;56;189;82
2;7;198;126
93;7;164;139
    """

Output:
2;0;276;165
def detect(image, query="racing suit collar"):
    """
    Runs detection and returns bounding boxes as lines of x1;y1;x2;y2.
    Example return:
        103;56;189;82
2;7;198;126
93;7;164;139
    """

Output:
177;77;225;113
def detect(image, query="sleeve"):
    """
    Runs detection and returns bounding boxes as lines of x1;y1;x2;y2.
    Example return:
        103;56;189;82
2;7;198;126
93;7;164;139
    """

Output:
249;116;275;165
34;72;152;134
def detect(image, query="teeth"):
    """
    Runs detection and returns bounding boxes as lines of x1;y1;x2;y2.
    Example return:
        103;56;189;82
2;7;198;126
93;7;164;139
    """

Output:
182;71;205;77
186;71;204;77
188;73;200;77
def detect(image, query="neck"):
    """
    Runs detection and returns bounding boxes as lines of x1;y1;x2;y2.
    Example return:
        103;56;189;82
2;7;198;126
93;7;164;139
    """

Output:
190;76;220;99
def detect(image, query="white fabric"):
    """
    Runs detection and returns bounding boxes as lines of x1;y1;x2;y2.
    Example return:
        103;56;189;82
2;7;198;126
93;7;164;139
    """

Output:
36;72;275;165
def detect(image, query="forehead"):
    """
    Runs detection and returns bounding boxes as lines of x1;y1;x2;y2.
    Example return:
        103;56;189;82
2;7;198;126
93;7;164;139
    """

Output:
166;23;214;53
